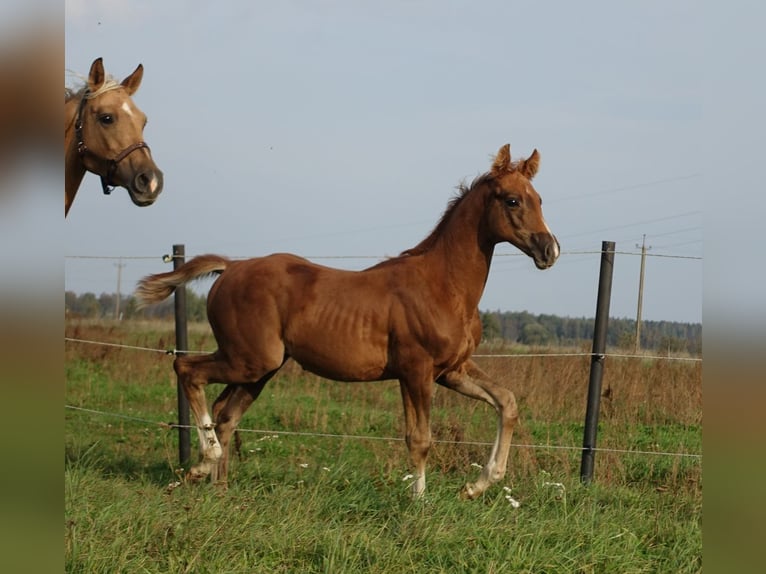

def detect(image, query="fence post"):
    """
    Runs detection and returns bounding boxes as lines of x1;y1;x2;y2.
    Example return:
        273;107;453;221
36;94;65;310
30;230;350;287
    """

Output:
580;240;615;484
172;244;191;468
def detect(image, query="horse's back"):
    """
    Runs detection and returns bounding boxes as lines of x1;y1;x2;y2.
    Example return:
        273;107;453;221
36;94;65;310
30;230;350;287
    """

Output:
205;253;396;380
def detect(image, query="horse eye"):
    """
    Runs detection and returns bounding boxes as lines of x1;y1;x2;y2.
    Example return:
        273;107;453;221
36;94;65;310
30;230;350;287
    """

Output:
98;114;114;125
504;198;520;208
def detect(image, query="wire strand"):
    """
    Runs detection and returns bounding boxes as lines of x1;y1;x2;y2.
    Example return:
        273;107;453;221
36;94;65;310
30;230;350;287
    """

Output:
64;249;702;262
64;405;701;460
64;337;702;363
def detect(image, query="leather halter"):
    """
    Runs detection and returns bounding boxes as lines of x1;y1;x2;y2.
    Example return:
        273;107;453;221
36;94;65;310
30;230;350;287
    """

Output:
74;89;151;195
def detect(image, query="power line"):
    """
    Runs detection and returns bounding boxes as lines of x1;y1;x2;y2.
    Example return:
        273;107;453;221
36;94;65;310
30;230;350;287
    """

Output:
560;211;701;240
549;174;701;204
645;226;702;239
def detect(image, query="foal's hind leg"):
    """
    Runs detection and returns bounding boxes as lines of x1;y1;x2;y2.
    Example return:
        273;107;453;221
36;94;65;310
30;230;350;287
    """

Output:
174;352;267;483
437;359;519;499
210;378;274;485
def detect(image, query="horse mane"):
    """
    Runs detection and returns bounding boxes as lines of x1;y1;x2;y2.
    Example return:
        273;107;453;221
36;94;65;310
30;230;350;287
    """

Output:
365;155;532;270
364;172;495;273
398;171;497;258
65;75;122;103
399;152;536;260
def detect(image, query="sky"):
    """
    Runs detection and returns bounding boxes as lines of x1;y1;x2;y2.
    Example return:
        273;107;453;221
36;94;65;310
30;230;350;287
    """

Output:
63;0;706;323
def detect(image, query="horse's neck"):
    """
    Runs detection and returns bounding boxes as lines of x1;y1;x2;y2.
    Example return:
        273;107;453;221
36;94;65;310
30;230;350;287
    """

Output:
422;188;495;310
64;98;85;216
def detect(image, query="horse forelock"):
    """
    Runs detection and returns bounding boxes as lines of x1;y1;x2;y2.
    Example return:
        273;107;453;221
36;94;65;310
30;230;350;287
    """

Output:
65;75;122;102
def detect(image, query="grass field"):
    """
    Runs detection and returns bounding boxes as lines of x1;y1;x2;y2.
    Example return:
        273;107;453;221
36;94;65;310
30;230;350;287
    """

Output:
65;319;702;573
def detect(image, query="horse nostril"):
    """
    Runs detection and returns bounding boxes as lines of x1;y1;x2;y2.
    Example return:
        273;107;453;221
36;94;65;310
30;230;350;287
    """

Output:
135;172;153;193
541;235;560;264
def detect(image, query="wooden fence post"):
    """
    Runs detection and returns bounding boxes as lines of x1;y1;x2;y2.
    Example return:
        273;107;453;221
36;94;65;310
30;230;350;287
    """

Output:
172;244;191;467
580;240;615;484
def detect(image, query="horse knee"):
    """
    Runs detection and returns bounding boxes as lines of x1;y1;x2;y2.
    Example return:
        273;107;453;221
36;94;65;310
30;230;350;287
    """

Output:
406;431;432;463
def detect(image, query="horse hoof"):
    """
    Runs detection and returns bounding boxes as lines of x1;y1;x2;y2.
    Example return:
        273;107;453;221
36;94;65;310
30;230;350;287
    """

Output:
460;483;480;500
186;467;209;483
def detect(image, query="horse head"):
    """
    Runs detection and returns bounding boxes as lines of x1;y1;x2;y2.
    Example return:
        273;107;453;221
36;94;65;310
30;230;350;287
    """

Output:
484;144;559;269
73;57;163;208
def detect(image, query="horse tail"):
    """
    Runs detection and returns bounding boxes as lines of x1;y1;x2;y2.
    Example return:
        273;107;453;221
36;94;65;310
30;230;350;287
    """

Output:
135;254;231;308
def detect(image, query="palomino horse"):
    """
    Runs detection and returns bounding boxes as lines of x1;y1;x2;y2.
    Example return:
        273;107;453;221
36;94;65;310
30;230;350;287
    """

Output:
64;58;163;217
136;144;559;499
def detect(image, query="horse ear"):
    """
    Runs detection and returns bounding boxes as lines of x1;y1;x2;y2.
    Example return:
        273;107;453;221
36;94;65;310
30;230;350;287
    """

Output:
121;63;144;95
520;149;540;180
87;57;106;92
491;144;512;175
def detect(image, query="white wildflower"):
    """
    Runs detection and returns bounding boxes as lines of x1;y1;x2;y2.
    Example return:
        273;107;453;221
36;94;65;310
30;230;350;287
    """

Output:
165;481;182;494
543;480;566;501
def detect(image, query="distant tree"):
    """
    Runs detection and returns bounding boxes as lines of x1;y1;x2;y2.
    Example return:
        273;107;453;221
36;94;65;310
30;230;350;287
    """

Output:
480;311;501;341
519;322;551;346
64;291;78;315
122;296;138;319
77;292;100;318
617;331;635;350
98;293;115;318
658;335;687;354
187;290;208;322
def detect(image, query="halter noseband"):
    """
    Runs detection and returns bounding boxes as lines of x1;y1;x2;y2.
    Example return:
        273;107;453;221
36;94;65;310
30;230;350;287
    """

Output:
74;89;151;195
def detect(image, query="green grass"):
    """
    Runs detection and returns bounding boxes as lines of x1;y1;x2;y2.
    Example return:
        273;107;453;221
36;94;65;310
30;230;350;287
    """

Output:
65;450;700;573
65;320;702;573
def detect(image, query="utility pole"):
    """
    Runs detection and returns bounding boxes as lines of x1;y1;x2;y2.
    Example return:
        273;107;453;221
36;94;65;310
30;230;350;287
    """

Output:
114;258;125;320
634;235;651;353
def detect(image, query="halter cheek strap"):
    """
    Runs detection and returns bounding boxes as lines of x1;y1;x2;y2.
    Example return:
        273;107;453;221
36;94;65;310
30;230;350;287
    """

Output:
74;90;151;195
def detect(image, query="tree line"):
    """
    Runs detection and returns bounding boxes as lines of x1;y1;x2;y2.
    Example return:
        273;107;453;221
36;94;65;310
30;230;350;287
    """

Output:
65;291;701;354
479;309;701;354
65;290;209;323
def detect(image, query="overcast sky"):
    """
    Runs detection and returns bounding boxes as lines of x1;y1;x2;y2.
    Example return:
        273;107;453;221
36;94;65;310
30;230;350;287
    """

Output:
64;1;706;323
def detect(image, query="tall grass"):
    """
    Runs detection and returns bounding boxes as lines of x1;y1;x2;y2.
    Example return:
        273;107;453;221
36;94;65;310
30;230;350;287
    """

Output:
65;319;701;573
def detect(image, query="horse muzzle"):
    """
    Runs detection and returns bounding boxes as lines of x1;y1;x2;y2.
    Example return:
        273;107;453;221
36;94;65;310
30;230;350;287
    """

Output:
531;233;560;270
127;167;164;207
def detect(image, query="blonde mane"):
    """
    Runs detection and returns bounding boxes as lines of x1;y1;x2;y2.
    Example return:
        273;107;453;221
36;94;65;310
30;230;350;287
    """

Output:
65;71;122;102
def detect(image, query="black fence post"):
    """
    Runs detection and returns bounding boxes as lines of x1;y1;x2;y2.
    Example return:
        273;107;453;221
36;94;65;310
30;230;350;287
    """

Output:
172;244;191;468
580;240;615;484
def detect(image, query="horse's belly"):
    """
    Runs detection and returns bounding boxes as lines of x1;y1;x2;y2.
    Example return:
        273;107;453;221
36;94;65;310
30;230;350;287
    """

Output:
290;344;389;382
284;321;390;382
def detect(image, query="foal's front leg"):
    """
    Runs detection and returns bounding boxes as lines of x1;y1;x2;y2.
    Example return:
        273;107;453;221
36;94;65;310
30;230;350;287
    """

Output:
438;360;519;499
398;371;435;499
